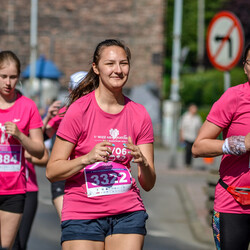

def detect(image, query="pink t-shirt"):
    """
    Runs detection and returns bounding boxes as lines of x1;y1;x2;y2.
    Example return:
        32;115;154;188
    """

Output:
26;161;38;192
57;90;154;221
47;106;66;131
0;93;43;195
207;82;250;214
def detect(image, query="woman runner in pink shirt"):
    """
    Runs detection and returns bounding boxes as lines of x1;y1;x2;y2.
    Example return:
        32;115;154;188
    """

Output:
192;43;250;250
0;51;45;249
13;148;49;250
46;39;156;250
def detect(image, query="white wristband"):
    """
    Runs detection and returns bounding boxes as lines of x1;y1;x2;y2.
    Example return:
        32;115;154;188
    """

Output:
222;138;230;154
222;136;246;155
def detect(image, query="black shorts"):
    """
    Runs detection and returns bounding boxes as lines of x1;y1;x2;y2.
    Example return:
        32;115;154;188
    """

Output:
51;180;65;200
0;194;26;213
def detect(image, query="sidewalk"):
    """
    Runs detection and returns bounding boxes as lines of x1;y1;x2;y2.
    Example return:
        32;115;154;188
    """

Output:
148;145;220;248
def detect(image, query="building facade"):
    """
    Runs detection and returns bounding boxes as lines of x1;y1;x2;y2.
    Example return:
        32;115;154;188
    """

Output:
0;0;165;89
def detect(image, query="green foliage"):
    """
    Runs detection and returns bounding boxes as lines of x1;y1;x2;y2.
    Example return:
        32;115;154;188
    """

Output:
163;74;170;100
164;0;248;108
162;57;172;99
180;69;224;107
198;106;211;122
180;67;246;109
182;0;198;66
165;0;227;69
230;67;248;86
204;0;228;25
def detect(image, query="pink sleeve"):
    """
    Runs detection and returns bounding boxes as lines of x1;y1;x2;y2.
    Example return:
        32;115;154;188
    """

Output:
207;87;238;128
57;104;82;144
136;107;154;145
29;101;43;129
48;107;65;131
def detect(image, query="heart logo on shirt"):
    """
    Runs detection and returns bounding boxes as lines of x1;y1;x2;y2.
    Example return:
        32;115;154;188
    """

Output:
109;128;119;140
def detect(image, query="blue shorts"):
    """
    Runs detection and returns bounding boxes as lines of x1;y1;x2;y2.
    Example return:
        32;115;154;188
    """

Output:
61;210;148;243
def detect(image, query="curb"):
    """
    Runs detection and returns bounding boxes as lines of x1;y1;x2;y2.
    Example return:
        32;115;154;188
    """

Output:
176;184;214;246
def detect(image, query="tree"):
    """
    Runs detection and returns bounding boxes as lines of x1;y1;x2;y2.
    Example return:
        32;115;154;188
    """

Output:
164;0;227;99
222;0;250;45
163;0;249;105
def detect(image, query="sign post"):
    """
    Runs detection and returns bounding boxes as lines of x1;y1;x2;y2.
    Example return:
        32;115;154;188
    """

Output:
206;11;244;90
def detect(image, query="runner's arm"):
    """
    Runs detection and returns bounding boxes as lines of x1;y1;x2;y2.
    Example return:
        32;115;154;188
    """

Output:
46;136;114;182
192;120;224;158
25;147;49;166
137;142;156;191
4;122;44;159
125;136;155;191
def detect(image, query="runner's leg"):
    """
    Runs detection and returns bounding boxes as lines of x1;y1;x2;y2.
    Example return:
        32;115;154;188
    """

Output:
0;210;22;249
12;191;38;250
105;234;144;250
212;210;250;250
53;195;63;219
62;240;104;250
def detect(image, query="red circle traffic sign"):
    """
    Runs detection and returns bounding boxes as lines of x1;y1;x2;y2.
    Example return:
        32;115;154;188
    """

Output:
206;11;244;71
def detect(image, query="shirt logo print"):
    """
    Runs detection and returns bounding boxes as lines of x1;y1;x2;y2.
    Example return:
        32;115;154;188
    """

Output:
109;128;119;140
12;118;20;123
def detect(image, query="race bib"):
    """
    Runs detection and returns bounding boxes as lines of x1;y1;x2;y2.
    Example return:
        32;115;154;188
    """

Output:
0;145;22;172
84;161;132;197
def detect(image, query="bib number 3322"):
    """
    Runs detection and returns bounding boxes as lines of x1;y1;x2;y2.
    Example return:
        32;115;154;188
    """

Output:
84;161;132;197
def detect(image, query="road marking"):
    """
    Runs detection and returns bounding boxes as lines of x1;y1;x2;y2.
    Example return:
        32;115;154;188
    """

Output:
147;229;172;238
